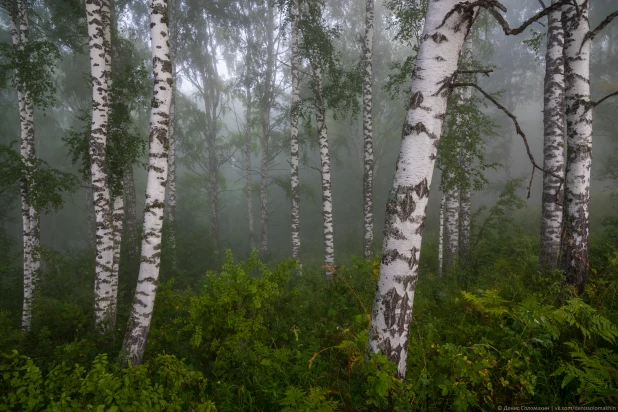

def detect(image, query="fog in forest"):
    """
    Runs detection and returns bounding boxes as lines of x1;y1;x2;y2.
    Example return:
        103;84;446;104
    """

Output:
1;0;617;409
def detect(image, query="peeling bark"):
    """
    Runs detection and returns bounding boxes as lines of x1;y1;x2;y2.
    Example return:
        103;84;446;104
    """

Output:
290;0;301;267
560;0;591;293
366;0;476;379
539;0;566;272
121;0;172;366
362;0;375;260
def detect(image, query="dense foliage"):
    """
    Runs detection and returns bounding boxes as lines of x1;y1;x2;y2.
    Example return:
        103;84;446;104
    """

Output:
1;216;618;410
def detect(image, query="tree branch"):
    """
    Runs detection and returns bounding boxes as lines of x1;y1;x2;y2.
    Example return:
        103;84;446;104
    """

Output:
484;0;570;36
585;9;618;43
593;91;618;108
452;82;563;198
457;69;494;77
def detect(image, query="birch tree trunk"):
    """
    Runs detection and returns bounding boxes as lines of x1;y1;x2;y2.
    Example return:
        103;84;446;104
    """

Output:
245;85;256;251
110;194;124;328
539;0;565;271
459;85;472;264
312;62;335;281
561;0;591;293
166;0;177;267
366;0;476;379
86;185;96;249
290;0;301;268
438;193;445;277
121;0;172;365
122;165;138;259
260;3;275;258
444;182;460;270
10;0;39;331
362;0;375;260
86;0;115;327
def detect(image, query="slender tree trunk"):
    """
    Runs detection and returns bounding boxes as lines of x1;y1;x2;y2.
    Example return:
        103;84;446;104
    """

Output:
260;3;275;258
561;0;591;293
362;0;375;260
312;62;335;281
167;85;177;268
110;194;123;329
366;0;476;379
11;0;39;331
86;185;96;249
122;165;137;258
438;193;445;277
86;0;114;327
245;85;256;251
539;0;565;272
290;0;301;268
444;182;460;270
207;130;220;261
458;85;472;264
121;0;172;365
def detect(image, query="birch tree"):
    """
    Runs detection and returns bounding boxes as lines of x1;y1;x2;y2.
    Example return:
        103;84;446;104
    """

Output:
166;0;178;267
539;0;565;272
290;0;301;267
444;180;459;270
121;0;173;365
362;0;374;260
85;0;115;327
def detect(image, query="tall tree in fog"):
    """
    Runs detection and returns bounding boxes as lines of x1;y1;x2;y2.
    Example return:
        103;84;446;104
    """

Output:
122;0;173;365
8;0;41;331
85;0;115;328
366;1;478;378
166;0;179;267
362;0;374;259
438;193;445;276
259;2;276;257
290;0;301;266
539;0;565;272
444;177;459;270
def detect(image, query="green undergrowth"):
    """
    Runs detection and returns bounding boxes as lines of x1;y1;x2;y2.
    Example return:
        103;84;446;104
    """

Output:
1;228;618;410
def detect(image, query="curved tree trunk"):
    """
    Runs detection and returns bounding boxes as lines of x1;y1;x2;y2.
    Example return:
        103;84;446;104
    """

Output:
366;0;476;379
312;62;335;281
121;0;172;366
539;0;565;272
362;0;375;260
11;0;39;331
86;0;114;327
290;0;301;268
561;0;591;293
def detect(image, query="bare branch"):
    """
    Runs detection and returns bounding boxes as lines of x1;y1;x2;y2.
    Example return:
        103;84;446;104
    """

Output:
485;0;570;36
452;82;564;198
457;69;494;77
585;9;618;43
593;90;618;108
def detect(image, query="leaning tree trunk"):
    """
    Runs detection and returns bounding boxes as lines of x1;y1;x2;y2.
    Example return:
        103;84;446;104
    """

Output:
86;0;115;327
245;85;256;251
312;62;335;281
539;0;565;272
366;0;476;379
362;0;375;260
11;0;40;331
110;194;124;329
259;3;275;258
438;193;445;277
121;0;172;366
561;0;591;293
444;180;460;271
290;0;301;267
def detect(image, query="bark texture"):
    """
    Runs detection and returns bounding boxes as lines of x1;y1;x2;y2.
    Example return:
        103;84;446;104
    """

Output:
122;0;172;365
110;194;124;328
561;0;591;293
366;0;476;379
312;62;335;281
539;0;566;271
122;165;138;259
362;0;375;260
444;182;460;270
458;85;472;264
86;0;115;327
166;0;178;266
290;0;301;267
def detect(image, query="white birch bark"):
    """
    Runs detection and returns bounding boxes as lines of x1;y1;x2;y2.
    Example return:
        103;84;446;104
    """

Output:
438;193;445;277
561;0;591;292
166;0;177;266
86;185;96;249
86;0;115;327
366;0;476;379
10;0;39;331
260;3;275;258
312;62;335;281
110;194;124;328
362;0;375;260
444;181;460;270
122;166;138;259
122;0;172;365
539;0;565;271
290;0;301;267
